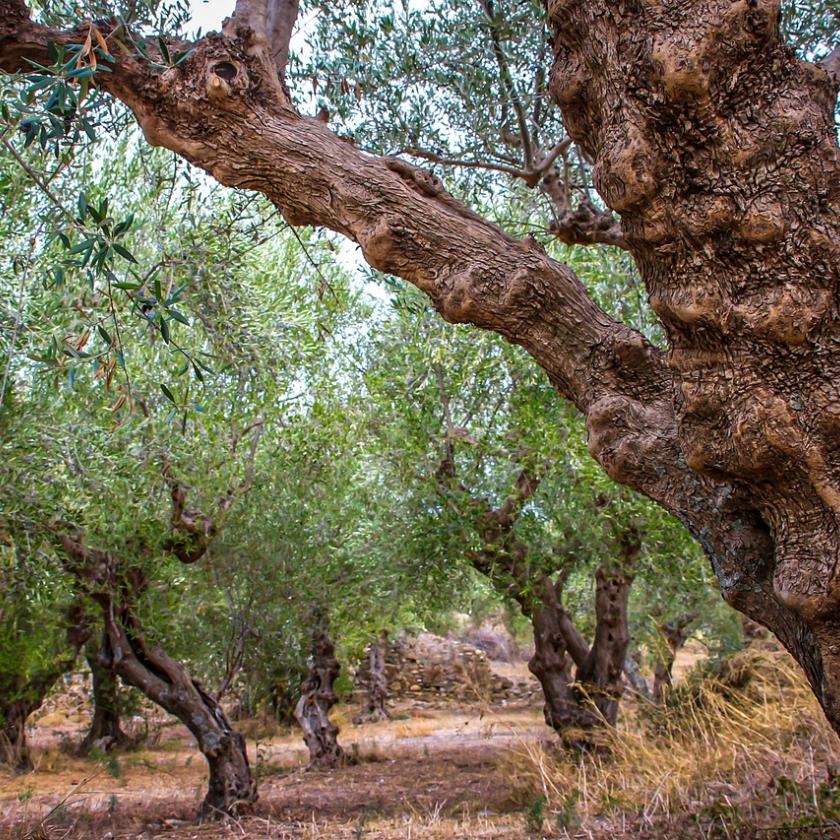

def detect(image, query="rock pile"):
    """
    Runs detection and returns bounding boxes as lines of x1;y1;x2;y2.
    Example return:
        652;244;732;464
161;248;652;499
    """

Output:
354;632;540;706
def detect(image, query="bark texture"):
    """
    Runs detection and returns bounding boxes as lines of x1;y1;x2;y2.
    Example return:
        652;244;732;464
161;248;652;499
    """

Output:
294;622;346;769
623;651;651;698
573;529;639;724
547;0;840;727
0;602;90;772
527;576;595;731
354;630;391;724
79;634;128;755
1;0;839;730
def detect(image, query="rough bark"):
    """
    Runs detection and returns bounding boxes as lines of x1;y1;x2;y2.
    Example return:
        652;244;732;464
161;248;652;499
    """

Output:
79;634;128;755
1;0;839;731
569;529;639;725
354;629;391;724
547;0;840;727
652;615;694;704
294;621;346;769
0;602;90;772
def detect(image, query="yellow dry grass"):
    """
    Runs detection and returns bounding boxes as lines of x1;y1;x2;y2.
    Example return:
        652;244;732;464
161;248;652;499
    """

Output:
502;646;840;833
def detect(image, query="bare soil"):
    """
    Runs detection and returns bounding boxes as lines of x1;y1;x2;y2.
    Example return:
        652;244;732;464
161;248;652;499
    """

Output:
0;700;549;840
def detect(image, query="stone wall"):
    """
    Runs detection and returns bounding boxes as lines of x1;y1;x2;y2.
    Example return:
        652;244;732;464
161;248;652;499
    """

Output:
354;632;539;705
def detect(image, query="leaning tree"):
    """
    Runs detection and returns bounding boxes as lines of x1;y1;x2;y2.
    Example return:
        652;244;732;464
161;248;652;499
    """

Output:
0;0;839;732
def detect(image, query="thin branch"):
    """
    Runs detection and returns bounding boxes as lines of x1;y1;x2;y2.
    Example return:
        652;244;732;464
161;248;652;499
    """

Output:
476;0;534;169
402;147;528;179
823;42;840;86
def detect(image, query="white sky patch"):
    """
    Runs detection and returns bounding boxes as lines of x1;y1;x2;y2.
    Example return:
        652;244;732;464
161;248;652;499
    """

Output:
188;0;236;34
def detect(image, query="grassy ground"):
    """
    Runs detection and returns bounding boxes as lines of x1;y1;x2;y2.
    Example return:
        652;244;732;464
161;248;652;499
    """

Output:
2;647;839;839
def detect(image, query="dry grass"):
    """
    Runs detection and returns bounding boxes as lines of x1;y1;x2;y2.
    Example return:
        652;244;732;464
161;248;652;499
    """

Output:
503;646;840;836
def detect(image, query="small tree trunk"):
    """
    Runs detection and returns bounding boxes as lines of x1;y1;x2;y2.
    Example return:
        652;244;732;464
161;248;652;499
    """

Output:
79;636;128;755
0;601;91;772
529;609;586;732
354;629;391;724
527;578;596;732
652;617;692;703
295;624;346;769
0;700;34;772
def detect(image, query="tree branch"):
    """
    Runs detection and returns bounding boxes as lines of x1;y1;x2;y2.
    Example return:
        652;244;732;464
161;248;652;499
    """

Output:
402;147;529;179
266;0;299;82
822;42;840;86
477;0;535;168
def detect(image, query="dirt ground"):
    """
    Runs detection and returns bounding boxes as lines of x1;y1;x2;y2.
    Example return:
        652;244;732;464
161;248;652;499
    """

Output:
0;703;550;840
9;642;807;840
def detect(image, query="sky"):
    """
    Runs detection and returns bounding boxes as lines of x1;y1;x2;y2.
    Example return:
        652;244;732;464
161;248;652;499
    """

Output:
188;0;236;33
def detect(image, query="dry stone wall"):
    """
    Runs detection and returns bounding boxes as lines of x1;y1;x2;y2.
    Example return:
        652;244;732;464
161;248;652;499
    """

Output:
354;633;539;706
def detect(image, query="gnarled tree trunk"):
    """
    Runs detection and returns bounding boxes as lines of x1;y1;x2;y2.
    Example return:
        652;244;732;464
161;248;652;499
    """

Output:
79;634;128;755
295;622;346;769
528;578;594;732
354;629;391;724
573;531;639;725
57;535;257;818
98;610;256;819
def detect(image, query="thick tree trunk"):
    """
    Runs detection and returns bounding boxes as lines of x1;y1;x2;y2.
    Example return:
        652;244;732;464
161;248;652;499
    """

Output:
652;618;693;704
79;636;128;755
546;0;840;729
354;630;391;724
99;624;256;818
2;0;839;731
571;530;639;725
295;624;346;769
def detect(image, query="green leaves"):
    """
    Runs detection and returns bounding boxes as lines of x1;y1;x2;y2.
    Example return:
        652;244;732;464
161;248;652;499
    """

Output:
160;382;176;404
